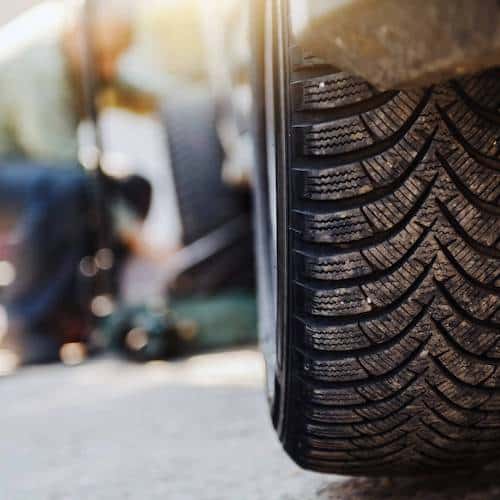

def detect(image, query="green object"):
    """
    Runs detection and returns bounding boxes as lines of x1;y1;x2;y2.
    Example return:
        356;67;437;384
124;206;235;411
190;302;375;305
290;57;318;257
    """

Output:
100;291;257;361
171;291;257;351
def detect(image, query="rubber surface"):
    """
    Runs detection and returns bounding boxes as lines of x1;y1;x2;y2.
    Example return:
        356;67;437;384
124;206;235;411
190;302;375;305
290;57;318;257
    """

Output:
163;86;243;246
163;86;254;295
279;52;500;475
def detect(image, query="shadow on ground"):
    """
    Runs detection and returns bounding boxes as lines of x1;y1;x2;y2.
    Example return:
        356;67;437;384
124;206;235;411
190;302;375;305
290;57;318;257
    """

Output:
318;464;500;500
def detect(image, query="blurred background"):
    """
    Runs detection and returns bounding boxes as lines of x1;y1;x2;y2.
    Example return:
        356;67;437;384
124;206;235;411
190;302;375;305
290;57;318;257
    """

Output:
0;0;257;371
0;2;287;498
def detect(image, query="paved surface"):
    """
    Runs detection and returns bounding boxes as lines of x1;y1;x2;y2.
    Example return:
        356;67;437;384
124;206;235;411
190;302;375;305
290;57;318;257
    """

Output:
2;349;500;500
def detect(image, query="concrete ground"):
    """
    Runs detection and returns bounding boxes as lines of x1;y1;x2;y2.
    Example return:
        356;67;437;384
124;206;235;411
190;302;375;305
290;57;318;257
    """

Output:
2;349;500;500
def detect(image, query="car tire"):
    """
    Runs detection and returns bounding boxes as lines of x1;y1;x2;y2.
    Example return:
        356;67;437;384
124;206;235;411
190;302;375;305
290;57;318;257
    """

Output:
256;0;500;475
163;85;254;294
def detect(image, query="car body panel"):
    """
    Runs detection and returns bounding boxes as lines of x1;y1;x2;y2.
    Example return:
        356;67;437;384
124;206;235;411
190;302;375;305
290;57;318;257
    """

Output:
291;0;500;89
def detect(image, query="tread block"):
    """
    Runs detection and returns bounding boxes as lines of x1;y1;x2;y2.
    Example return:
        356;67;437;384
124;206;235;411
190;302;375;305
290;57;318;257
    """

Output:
295;72;374;111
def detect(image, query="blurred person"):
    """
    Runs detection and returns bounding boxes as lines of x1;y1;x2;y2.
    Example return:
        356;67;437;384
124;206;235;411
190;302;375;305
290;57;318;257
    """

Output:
0;0;133;161
0;0;256;365
0;0;160;258
0;0;158;364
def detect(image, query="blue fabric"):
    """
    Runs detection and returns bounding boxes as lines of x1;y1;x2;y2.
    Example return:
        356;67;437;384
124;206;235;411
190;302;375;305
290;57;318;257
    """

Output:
0;162;90;329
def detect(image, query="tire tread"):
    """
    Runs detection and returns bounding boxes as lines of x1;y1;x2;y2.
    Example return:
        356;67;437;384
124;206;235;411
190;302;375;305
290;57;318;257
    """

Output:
286;62;500;474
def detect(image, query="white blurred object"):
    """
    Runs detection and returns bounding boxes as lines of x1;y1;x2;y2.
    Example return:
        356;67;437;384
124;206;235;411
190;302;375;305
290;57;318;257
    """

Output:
198;0;254;188
99;108;183;252
0;1;66;63
0;306;9;340
0;349;19;376
91;294;115;318
125;327;149;352
0;1;78;161
117;40;172;98
0;261;16;287
59;342;87;366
